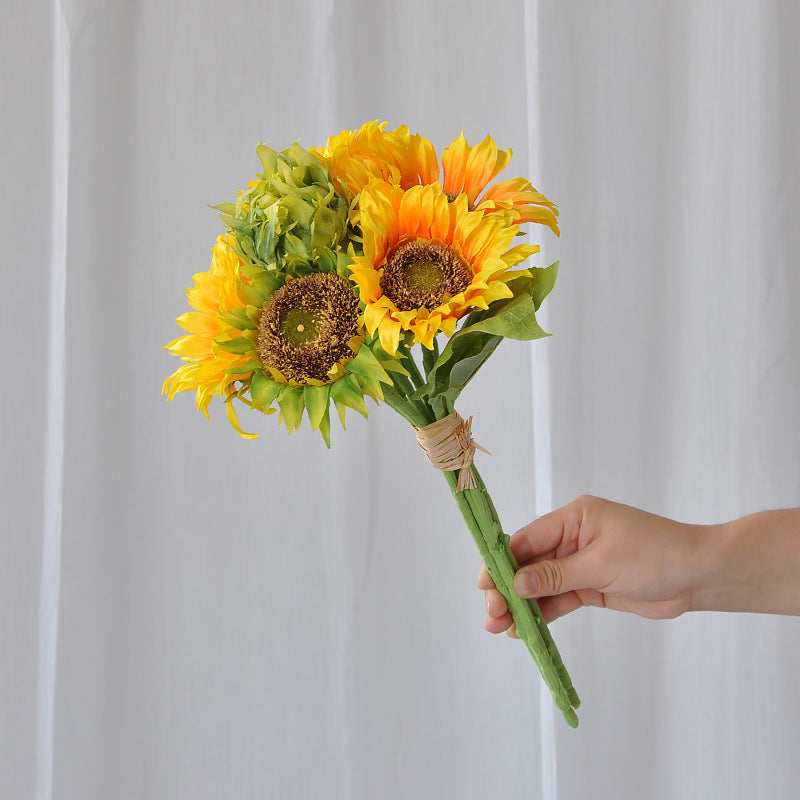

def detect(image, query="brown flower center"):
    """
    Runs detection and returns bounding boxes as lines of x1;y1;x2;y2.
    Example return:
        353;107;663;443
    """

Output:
257;272;359;384
380;239;472;311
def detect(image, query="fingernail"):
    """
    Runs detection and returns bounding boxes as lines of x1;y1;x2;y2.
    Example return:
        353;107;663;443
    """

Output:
514;570;538;597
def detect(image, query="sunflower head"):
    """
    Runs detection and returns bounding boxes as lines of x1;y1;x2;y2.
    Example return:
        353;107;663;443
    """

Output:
257;272;360;384
244;270;398;445
162;234;262;438
215;142;352;277
165;249;399;445
311;121;439;204
349;181;540;354
314;123;560;236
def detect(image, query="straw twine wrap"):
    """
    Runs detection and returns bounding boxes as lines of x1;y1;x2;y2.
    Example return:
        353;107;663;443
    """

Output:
414;412;489;491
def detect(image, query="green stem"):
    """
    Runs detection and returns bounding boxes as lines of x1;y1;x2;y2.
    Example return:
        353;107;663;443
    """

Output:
384;372;579;725
382;384;433;429
439;467;578;727
471;469;580;711
387;373;433;427
422;339;438;376
403;348;426;391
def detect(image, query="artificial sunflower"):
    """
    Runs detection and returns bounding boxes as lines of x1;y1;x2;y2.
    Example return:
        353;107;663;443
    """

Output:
440;133;560;235
215;142;353;277
313;122;559;235
249;270;399;445
162;233;259;438
164;237;399;444
349;180;539;354
311;121;438;204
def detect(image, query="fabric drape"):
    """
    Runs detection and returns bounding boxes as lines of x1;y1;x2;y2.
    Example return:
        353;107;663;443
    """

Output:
4;2;799;799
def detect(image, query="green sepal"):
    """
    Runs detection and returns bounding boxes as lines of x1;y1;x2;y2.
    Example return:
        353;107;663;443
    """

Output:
219;307;257;331
236;234;259;264
256;142;278;175
277;386;305;431
330;375;369;421
225;359;258;375
250;370;282;411
353;372;385;403
318;405;332;448
222;214;250;232
210;202;237;215
239;281;269;308
332;393;348;430
283;231;310;260
346;345;393;385
215;335;256;355
312;206;344;251
303;384;330;431
371;339;411;377
245;305;263;327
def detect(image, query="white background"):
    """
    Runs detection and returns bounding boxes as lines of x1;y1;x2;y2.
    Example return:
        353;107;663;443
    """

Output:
4;2;800;798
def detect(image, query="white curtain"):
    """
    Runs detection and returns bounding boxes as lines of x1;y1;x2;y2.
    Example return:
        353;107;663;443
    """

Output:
4;1;799;799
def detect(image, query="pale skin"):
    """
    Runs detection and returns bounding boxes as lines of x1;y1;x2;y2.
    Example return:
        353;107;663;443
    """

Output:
480;495;800;636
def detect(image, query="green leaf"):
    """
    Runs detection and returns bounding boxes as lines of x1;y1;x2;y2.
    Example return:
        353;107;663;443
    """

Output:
411;261;558;406
419;331;502;402
460;293;549;341
517;260;559;312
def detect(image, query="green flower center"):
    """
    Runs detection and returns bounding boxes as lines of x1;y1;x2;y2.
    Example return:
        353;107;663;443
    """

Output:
280;308;323;347
258;272;359;384
404;260;444;294
380;239;472;311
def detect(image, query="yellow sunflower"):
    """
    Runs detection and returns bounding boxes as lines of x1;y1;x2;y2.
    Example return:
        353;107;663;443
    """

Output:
350;181;539;354
164;236;399;444
440;133;560;235
311;121;438;203
162;233;260;438
314;122;559;235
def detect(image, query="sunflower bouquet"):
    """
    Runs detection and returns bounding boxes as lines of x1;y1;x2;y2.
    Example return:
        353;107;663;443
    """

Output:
163;122;580;726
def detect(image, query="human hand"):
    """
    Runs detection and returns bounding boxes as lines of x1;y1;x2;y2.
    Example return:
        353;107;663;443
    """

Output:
480;495;710;635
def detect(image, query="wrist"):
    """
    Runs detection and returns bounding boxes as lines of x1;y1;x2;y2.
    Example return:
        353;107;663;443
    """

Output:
691;510;800;615
689;521;742;613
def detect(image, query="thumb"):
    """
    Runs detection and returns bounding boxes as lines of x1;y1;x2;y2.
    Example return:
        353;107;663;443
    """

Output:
513;550;599;598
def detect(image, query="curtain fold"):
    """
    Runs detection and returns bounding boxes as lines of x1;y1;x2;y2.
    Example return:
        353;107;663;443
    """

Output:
7;2;799;799
538;2;800;798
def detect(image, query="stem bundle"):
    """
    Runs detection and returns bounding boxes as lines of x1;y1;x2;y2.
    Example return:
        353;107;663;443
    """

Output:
383;351;580;727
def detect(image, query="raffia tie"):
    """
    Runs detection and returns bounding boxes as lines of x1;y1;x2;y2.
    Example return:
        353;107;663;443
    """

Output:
414;412;490;492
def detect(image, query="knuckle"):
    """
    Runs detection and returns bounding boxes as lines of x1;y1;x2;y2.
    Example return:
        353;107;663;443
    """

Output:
539;559;564;595
574;494;602;514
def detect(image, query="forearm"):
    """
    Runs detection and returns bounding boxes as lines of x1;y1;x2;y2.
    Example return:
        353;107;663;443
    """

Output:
692;509;800;615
